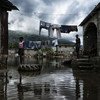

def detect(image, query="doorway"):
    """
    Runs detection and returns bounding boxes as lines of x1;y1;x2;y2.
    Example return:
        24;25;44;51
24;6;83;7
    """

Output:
83;22;97;56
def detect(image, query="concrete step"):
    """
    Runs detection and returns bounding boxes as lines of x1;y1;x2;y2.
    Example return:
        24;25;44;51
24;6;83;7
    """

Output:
76;58;89;62
81;55;89;58
78;65;94;70
77;62;92;66
76;57;93;66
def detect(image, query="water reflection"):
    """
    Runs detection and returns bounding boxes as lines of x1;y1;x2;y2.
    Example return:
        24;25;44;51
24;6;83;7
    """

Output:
0;71;7;100
1;57;100;100
73;69;100;100
17;76;75;100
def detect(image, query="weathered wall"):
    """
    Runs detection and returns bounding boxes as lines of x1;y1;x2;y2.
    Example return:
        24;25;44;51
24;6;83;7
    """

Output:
97;11;100;56
1;11;8;54
0;12;1;52
0;11;8;55
8;49;37;57
82;11;100;56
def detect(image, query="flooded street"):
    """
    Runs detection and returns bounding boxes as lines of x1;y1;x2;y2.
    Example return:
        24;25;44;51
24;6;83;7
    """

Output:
0;57;100;100
0;0;100;100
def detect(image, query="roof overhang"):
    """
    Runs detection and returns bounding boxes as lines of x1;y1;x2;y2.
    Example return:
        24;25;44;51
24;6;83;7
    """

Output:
0;0;19;11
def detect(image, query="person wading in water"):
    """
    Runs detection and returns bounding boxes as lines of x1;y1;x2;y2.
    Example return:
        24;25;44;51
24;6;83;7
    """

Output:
18;37;25;64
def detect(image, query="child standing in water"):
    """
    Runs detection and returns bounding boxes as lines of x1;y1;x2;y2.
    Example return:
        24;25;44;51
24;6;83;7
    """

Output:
18;37;24;64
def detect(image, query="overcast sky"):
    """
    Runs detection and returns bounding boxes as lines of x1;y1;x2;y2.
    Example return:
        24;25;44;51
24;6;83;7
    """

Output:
9;0;100;44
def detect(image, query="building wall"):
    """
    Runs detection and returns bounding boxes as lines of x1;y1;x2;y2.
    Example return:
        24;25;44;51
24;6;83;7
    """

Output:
58;46;74;53
0;12;1;52
82;12;100;56
0;11;9;55
97;11;100;56
1;11;8;55
8;49;37;57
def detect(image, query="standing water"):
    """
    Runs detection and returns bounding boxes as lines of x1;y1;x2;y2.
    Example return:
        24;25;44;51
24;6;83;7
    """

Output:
0;57;100;100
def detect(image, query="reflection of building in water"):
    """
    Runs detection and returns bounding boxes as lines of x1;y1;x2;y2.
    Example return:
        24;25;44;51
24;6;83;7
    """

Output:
17;82;51;99
33;82;51;96
17;67;76;100
40;59;62;73
0;72;7;100
17;78;76;100
73;69;100;100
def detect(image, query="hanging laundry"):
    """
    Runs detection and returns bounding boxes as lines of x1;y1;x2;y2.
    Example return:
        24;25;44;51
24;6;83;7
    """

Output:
56;28;61;39
52;39;58;46
60;25;78;33
40;21;51;29
51;24;61;38
39;20;78;38
51;24;61;29
39;20;51;35
48;26;54;37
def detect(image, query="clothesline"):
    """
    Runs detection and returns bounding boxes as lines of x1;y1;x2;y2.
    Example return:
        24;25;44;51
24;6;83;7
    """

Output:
33;12;80;15
39;20;78;38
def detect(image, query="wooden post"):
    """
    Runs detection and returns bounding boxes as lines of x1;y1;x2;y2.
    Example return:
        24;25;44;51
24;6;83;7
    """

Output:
1;11;8;55
0;11;1;54
0;11;8;65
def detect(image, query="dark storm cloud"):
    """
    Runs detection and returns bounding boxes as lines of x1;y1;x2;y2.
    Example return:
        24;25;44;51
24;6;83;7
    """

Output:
58;1;97;25
43;0;69;6
59;2;91;24
9;0;99;35
56;1;78;24
10;0;24;6
42;0;62;5
42;0;54;5
11;0;70;18
10;0;99;21
59;13;79;25
10;0;38;17
21;1;35;16
38;13;50;22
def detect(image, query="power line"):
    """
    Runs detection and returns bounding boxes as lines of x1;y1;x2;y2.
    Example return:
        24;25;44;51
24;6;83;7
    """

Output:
33;12;81;15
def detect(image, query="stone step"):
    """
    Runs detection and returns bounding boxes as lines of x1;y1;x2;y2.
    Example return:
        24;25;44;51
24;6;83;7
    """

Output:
75;57;93;66
76;58;90;62
81;55;89;58
77;62;92;66
78;65;94;70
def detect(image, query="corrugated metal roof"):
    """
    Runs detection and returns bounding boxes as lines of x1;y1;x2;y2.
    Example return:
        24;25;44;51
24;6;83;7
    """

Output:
0;0;18;11
80;2;100;26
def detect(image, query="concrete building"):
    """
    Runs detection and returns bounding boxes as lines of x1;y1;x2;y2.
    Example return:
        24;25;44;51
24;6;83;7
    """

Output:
80;2;100;56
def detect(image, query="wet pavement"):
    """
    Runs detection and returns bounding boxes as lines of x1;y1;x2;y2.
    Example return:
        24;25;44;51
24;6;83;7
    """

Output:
0;57;100;100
